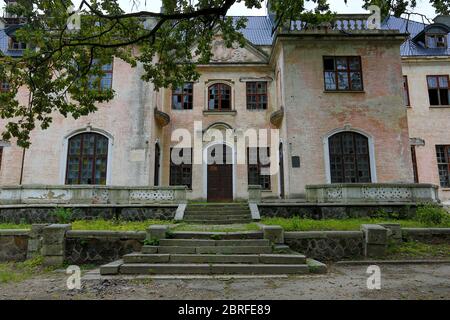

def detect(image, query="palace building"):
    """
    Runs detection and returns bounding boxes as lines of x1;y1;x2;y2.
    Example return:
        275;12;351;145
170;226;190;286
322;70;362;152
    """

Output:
1;4;449;203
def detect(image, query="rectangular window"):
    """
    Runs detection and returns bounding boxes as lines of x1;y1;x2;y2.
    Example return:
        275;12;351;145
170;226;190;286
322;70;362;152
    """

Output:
436;145;450;187
427;75;449;106
426;34;447;48
172;83;193;110
411;145;419;183
170;148;192;189
0;81;9;93
403;76;410;107
8;37;26;51
246;82;268;110
247;147;271;190
0;147;3;171
88;61;113;91
323;56;363;92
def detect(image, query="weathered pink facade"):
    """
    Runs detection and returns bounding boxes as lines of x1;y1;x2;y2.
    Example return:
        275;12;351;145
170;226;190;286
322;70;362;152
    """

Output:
0;14;417;201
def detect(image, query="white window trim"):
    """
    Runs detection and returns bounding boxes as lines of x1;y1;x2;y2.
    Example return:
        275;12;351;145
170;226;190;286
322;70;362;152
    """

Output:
204;80;235;111
60;127;114;185
323;127;377;184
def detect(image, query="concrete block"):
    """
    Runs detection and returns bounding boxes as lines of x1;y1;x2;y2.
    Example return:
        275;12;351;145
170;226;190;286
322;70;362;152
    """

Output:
263;225;284;244
259;254;306;264
141;246;159;254
378;223;402;240
364;244;387;258
43;256;65;266
42;224;72;244
41;244;65;256
361;224;388;244
100;260;123;275
146;225;168;242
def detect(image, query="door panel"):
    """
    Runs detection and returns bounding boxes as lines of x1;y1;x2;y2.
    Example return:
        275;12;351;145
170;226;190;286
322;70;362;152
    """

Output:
207;164;233;202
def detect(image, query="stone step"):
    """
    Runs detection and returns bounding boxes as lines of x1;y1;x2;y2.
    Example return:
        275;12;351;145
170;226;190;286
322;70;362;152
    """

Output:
123;253;306;264
183;216;251;220
156;246;272;255
183;219;252;225
185;210;251;215
170;231;263;240
119;263;310;275
159;239;270;247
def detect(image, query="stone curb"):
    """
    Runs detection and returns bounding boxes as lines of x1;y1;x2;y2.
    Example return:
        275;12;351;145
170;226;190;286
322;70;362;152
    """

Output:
335;259;450;265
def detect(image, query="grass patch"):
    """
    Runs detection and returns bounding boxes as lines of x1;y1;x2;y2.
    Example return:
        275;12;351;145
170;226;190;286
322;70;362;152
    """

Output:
0;219;173;231
260;217;450;231
171;222;260;233
0;223;31;230
0;256;53;284
71;219;174;231
387;241;450;260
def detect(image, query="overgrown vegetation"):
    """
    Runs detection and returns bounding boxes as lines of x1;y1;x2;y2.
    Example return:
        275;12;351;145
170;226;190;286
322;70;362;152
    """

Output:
415;203;450;226
386;240;450;259
51;207;73;224
0;256;51;283
260;217;450;231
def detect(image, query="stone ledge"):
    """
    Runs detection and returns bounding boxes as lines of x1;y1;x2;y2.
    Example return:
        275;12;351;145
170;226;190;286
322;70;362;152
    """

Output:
402;228;450;235
66;230;146;239
0;229;30;236
284;231;363;239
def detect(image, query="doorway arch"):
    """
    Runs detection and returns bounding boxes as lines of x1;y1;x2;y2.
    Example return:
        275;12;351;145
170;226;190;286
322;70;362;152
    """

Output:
203;141;236;202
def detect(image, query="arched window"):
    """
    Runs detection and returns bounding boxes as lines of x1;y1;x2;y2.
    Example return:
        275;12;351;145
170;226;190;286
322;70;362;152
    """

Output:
328;132;371;183
66;133;109;185
208;83;231;111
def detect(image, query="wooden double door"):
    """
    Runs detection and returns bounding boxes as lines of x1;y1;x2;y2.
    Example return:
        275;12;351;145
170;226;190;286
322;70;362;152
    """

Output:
207;144;233;202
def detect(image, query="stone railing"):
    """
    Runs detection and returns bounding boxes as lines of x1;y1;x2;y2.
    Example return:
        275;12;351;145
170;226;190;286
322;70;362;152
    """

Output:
0;185;187;205
305;183;439;204
288;14;376;32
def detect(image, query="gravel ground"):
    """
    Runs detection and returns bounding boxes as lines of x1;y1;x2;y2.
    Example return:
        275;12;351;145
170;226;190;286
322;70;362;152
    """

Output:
0;263;449;300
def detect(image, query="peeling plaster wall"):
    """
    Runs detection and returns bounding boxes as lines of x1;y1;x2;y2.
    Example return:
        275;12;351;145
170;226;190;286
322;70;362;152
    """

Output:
279;38;414;198
403;58;450;201
0;57;154;186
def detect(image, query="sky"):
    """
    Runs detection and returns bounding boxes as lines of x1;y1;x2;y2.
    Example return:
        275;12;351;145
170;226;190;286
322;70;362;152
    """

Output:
0;0;439;22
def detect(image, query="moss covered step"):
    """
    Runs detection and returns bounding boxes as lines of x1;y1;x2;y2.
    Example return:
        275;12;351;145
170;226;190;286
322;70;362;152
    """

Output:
118;263;310;275
158;239;270;247
182;219;252;225
123;253;307;264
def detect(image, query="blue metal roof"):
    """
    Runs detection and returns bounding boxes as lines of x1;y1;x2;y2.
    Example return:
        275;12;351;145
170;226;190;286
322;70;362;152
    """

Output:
382;15;450;57
232;16;274;46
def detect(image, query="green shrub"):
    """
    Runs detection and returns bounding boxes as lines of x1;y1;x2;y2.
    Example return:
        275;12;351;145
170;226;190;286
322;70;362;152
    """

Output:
415;203;449;226
144;238;159;246
51;207;73;224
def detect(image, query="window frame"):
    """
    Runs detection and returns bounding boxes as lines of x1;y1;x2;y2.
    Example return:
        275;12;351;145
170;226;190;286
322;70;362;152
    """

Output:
246;81;268;110
0;81;9;93
8;37;26;51
247;147;271;191
65;133;109;185
328;132;372;183
88;61;114;92
427;75;450;106
172;82;194;110
436;145;450;187
208;83;232;111
411;145;419;183
403;75;411;107
425;34;448;48
169;147;193;189
323;56;364;92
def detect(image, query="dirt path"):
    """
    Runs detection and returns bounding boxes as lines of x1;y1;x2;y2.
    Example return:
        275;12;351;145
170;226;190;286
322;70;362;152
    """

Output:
0;263;449;300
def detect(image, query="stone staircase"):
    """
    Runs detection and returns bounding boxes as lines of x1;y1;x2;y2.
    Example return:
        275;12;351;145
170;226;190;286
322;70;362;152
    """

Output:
100;238;327;275
182;203;253;224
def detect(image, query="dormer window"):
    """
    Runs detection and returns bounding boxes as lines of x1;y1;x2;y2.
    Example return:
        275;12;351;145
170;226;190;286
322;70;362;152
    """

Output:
426;34;447;48
8;37;26;51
